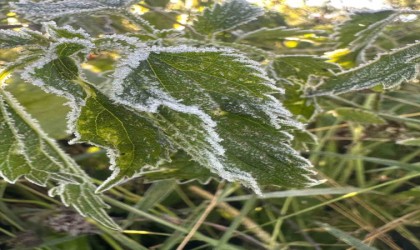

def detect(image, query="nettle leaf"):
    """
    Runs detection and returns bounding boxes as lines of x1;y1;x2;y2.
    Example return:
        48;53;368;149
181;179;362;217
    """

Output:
332;10;399;63
335;10;397;49
21;39;91;106
193;0;264;35
270;55;341;82
18;25;96;136
0;89;119;230
109;45;321;194
214;113;317;188
11;0;134;20
313;42;420;96
20;24;93;103
75;87;173;192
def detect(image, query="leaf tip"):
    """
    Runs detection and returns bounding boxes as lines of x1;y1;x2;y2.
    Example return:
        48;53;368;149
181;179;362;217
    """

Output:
95;168;130;193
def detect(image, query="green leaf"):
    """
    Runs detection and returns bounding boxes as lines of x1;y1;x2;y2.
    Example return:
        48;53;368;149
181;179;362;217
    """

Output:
23;51;87;103
11;0;135;20
332;10;399;63
215;113;319;189
270;55;341;81
330;108;386;124
317;222;378;250
75;87;173;192
335;10;397;49
193;0;264;35
0;89;119;230
110;45;321;194
312;42;420;96
20;25;94;108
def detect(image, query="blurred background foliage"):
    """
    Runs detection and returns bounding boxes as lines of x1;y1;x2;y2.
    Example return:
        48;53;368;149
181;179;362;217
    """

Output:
0;0;419;249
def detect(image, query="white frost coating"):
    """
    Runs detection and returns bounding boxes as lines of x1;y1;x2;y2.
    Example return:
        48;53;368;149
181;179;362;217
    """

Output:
98;34;142;50
264;95;304;130
43;21;91;39
96;167;124;192
112;47;150;94
149;44;234;54
66;99;83;136
206;152;262;195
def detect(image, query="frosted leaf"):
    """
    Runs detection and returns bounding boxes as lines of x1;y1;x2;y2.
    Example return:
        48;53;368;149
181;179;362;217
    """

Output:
335;10;397;49
1;23;94;117
108;45;320;194
333;10;399;62
11;0;134;20
73;87;173;193
0;89;119;230
312;42;420;96
21;38;94;104
193;0;264;35
11;23;93;100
